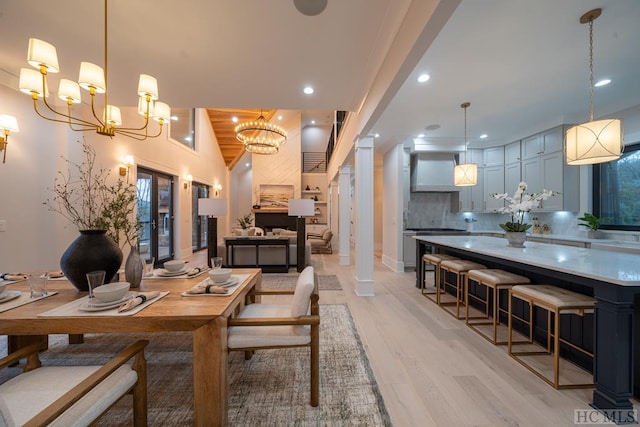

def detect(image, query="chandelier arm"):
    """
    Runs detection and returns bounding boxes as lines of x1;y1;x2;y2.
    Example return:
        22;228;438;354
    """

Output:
88;93;107;128
115;122;164;141
115;114;151;132
32;98;99;130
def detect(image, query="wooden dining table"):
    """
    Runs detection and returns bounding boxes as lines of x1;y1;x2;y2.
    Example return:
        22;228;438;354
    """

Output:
0;268;262;427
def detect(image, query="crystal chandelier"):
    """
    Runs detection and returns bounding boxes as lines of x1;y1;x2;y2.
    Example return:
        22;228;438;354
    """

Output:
454;102;477;186
235;111;287;155
18;0;170;140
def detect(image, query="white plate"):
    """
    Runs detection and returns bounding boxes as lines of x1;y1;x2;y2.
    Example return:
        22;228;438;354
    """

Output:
157;268;187;277
204;277;238;288
83;292;136;309
0;290;21;303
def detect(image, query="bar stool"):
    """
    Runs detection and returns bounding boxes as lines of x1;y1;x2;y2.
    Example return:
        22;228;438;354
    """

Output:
421;253;460;302
438;259;486;319
508;284;595;389
465;269;530;345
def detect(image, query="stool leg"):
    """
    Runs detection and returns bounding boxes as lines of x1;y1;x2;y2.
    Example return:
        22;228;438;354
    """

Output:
528;299;534;344
465;275;470;323
554;309;561;388
546;309;552;354
508;290;513;353
492;286;499;344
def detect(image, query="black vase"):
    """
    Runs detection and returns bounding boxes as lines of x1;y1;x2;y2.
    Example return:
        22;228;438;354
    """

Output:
60;230;123;291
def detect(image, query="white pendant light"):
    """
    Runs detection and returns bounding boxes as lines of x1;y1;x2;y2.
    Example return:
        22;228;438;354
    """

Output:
454;102;477;186
565;8;623;165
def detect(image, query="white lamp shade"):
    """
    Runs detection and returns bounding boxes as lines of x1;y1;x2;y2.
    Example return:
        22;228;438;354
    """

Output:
78;62;106;93
153;102;171;123
198;198;228;216
138;96;155;117
137;74;159;100
454;163;478;186
19;68;48;97
288;199;315;217
27;38;59;73
58;79;82;104
565;119;624;165
0;115;19;133
105;105;122;126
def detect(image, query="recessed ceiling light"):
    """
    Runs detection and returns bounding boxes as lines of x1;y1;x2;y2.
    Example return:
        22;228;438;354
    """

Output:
170;115;178;121
417;133;425;138
311;120;316;125
303;86;314;95
480;134;488;139
374;133;380;138
417;73;430;83
184;136;192;142
594;79;611;87
232;116;238;123
278;115;283;120
245;163;250;167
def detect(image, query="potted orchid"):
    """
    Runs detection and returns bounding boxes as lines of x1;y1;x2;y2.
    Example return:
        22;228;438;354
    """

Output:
491;182;557;247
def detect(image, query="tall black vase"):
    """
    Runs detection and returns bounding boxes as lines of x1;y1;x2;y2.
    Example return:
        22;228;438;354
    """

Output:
60;230;123;291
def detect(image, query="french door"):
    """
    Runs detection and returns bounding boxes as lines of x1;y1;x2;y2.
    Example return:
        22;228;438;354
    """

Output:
192;183;210;252
137;167;174;265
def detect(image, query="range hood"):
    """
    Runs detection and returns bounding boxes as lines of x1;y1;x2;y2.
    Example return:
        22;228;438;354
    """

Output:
410;152;460;192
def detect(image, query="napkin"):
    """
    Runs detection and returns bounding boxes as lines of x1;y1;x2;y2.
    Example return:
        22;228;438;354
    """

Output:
185;283;227;295
46;270;65;279
0;273;28;281
186;265;208;277
117;291;161;312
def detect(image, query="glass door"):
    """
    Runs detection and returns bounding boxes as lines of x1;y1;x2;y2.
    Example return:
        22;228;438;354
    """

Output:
192;183;209;251
137;167;174;265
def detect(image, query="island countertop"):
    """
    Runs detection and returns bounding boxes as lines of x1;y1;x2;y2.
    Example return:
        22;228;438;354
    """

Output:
414;235;640;287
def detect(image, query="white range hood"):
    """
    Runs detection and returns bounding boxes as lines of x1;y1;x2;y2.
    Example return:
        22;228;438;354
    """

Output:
409;152;460;192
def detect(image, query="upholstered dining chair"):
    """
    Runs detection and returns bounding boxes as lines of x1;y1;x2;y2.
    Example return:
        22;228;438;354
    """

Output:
0;339;149;427
227;266;320;406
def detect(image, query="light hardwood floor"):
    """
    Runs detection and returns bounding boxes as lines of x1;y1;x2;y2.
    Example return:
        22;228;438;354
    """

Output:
287;250;639;427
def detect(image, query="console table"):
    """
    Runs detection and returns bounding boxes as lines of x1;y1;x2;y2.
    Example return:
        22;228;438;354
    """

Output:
225;237;290;273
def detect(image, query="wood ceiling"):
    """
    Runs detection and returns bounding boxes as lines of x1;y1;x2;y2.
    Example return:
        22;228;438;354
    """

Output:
206;108;278;169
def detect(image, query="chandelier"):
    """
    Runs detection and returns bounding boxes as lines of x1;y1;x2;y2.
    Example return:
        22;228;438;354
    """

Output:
18;0;170;140
565;8;623;165
454;102;477;186
235;111;287;155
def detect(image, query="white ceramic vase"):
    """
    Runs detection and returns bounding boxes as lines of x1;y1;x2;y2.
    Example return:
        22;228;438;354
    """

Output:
505;231;526;248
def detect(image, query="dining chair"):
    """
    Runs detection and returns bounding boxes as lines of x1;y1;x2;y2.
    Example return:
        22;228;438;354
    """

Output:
227;266;320;406
0;339;149;426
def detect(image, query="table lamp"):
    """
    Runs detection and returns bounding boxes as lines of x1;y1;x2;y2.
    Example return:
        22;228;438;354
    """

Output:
288;199;315;272
198;198;228;268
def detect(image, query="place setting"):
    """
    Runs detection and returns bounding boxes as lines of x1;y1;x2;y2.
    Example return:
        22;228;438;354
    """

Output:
0;274;59;313
39;271;168;317
182;259;249;297
148;260;209;279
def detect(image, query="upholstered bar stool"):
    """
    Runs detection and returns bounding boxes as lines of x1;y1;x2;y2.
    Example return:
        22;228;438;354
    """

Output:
421;253;461;302
438;259;486;319
465;269;530;345
508;284;595;389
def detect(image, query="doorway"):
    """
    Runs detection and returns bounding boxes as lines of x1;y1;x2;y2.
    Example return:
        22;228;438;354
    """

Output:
192;182;210;252
137;167;174;265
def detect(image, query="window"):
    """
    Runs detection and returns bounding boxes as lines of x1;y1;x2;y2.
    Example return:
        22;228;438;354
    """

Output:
593;141;640;230
170;108;195;149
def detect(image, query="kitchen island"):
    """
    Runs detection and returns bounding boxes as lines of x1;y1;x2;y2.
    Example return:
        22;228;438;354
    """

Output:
414;235;640;417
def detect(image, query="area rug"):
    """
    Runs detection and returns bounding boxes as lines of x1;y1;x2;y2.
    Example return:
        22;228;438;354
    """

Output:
262;273;342;290
0;304;390;426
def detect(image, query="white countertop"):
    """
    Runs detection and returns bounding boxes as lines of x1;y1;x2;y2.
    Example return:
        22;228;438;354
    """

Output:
413;235;640;286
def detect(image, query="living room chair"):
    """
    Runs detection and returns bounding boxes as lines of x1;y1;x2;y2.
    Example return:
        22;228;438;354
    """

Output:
0;339;149;426
307;228;332;254
227;266;320;406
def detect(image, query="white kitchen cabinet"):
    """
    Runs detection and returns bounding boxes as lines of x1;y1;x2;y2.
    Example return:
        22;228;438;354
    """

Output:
483;146;504;167
504;161;521;194
505;140;521;163
522;126;564;160
484;166;504;212
458;166;484;212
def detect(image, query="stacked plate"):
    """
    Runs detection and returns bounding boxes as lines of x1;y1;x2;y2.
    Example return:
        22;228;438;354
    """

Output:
0;290;21;304
79;292;136;312
206;276;239;288
156;268;187;277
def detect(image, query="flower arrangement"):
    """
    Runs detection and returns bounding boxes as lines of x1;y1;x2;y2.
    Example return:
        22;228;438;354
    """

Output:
44;140;140;249
236;213;253;229
492;182;557;232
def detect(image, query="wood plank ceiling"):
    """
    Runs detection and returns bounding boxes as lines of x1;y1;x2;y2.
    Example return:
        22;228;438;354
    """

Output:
206;108;278;169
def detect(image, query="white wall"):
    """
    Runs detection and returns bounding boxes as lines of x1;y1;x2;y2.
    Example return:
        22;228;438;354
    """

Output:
381;144;405;271
0;83;228;271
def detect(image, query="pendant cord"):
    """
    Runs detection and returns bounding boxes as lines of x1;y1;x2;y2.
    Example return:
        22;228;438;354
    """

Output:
588;18;594;122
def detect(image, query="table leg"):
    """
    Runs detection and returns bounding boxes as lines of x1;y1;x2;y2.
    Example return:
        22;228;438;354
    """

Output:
8;335;48;353
193;317;228;427
590;288;637;422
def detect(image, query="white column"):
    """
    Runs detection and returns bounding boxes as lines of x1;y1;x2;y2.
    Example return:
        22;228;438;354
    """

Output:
338;165;351;266
354;136;375;296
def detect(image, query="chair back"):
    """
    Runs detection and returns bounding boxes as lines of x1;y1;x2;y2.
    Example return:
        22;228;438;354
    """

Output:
291;266;315;318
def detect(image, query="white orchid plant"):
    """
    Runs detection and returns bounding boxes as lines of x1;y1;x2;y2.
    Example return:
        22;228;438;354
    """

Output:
492;182;557;232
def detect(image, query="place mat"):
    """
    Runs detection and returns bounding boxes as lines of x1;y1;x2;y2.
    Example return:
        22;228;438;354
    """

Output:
39;272;67;281
0;277;27;286
181;274;249;297
0;291;59;314
147;266;209;280
38;291;169;317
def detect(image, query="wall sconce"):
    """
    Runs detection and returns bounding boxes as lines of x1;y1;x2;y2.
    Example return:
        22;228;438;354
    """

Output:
119;154;134;176
0;115;20;164
184;174;193;189
214;183;222;197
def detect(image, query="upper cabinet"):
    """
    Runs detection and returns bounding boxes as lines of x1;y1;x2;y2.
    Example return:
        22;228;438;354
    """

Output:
483;146;504;167
504;140;521;164
522;127;563;160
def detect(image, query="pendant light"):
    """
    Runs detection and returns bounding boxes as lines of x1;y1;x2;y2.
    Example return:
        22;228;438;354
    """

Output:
564;8;623;165
454;102;477;186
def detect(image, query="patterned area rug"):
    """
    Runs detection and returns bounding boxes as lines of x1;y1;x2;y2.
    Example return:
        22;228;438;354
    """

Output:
0;304;390;426
262;273;342;290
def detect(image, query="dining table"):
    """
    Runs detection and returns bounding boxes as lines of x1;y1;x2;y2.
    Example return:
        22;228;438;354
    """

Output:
0;267;262;427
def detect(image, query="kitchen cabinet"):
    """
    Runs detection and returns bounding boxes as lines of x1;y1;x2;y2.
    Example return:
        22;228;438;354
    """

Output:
504;161;521;194
522;126;563;160
458;165;484;212
483;166;504;212
483;146;504;167
403;232;417;270
504;140;521;164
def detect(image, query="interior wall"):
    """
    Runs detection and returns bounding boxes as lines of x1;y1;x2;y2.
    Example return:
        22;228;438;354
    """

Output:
0;83;228;271
381;144;404;271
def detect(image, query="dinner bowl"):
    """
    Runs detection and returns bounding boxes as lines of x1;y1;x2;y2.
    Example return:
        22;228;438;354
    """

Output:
208;268;232;283
93;282;130;303
164;260;186;272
